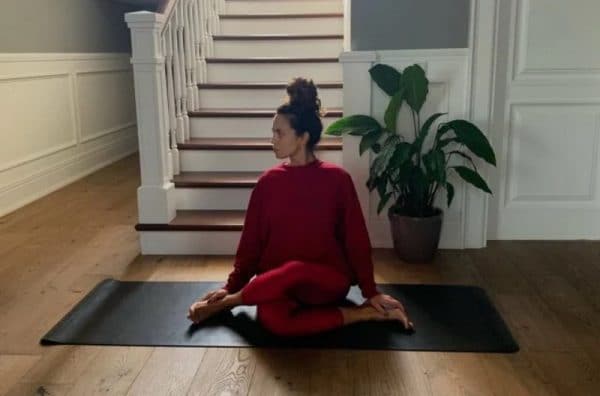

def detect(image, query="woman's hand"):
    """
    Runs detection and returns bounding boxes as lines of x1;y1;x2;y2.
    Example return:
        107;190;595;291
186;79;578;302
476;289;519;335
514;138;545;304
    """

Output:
200;288;228;304
368;293;414;330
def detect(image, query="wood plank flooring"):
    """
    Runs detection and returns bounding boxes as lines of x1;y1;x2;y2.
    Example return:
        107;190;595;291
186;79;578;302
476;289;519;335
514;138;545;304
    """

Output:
0;154;598;395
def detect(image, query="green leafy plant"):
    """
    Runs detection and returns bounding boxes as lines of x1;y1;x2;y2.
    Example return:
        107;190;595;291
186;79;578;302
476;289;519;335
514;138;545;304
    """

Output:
325;63;496;218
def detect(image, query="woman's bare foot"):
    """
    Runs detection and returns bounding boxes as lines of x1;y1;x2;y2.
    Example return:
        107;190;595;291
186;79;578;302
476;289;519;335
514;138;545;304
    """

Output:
187;292;243;324
340;304;414;330
187;299;225;324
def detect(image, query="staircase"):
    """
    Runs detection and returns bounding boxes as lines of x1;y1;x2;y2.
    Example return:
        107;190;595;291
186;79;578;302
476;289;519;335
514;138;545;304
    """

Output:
127;0;346;254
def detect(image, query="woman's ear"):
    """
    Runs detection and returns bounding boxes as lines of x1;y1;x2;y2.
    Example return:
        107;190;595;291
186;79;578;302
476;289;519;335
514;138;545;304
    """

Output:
302;131;310;146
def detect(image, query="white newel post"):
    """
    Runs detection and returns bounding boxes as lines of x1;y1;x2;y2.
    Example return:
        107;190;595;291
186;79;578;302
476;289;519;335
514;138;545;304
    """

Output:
339;52;378;231
126;11;176;224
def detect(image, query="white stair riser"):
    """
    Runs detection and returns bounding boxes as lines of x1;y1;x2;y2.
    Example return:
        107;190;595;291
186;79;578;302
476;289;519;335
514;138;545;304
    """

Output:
214;39;343;58
176;188;252;210
190;116;340;138
140;231;240;255
225;0;343;14
207;62;341;83
220;17;343;35
180;150;342;171
198;87;342;109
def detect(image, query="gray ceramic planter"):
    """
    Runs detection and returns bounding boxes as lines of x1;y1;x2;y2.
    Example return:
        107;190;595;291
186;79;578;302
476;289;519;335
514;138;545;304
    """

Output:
388;207;443;263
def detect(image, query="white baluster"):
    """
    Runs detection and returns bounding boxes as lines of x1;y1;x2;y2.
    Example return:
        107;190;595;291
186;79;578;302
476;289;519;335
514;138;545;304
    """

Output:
161;32;174;179
201;0;213;57
172;8;185;143
216;0;223;36
193;0;207;84
184;0;197;110
208;0;215;56
205;0;213;36
198;1;208;80
176;4;191;140
164;24;180;174
209;0;219;40
125;11;176;224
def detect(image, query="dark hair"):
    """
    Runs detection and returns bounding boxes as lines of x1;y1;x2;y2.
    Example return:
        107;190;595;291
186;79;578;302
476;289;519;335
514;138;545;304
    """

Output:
277;77;324;153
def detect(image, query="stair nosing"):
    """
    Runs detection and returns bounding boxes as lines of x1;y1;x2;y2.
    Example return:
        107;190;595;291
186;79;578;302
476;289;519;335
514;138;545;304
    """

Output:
177;137;342;151
188;108;343;117
213;34;344;41
206;57;339;63
135;210;245;232
197;82;342;89
220;13;343;19
173;171;261;188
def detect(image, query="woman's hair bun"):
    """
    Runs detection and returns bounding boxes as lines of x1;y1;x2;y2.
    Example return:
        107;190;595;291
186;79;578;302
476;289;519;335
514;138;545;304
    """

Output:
286;77;321;113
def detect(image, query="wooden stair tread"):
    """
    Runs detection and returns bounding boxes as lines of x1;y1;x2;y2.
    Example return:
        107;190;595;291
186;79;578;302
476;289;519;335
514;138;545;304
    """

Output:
188;108;342;117
197;82;342;89
178;137;342;150
213;34;343;40
135;210;245;231
206;57;339;63
220;13;343;19
173;171;261;188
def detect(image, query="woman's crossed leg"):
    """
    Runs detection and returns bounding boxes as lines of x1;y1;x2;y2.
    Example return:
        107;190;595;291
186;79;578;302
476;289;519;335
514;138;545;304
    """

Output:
188;260;410;336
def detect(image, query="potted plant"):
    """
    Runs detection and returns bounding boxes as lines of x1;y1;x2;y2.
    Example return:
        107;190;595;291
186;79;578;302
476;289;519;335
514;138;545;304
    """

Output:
325;63;496;263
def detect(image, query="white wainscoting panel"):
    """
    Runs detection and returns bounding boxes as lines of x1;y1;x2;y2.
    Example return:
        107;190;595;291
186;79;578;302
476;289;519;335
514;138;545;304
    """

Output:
487;0;600;239
513;0;600;81
0;53;138;217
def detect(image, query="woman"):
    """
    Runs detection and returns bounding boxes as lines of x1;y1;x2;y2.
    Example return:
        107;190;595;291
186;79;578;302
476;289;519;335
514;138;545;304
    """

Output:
188;77;414;336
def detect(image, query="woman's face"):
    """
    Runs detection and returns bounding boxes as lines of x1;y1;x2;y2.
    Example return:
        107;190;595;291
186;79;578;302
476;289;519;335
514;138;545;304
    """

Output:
271;114;308;159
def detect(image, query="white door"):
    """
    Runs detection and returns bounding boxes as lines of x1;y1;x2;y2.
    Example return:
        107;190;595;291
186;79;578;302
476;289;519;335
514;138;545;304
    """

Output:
487;0;600;239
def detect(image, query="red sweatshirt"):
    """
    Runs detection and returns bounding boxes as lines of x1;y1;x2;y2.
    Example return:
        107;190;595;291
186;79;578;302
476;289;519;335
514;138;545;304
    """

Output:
223;158;380;299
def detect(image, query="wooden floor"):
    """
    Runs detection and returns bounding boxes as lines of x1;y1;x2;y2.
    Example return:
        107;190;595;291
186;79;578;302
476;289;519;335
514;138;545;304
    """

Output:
0;154;599;395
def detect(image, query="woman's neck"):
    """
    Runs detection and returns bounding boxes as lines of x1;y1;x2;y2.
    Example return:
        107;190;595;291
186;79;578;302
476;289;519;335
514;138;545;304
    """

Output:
287;151;317;167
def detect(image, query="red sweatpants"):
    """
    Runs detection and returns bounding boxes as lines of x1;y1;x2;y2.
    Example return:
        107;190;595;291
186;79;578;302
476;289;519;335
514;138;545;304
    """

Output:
240;260;351;337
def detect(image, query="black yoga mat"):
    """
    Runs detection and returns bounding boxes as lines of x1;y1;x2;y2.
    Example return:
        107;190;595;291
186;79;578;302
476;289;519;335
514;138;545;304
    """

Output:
41;279;519;352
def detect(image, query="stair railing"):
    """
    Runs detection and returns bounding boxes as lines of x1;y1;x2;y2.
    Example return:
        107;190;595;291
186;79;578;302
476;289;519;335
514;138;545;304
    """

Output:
125;0;223;223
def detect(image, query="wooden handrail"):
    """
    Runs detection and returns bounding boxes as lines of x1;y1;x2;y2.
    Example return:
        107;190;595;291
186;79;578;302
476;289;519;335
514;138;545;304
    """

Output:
159;0;179;33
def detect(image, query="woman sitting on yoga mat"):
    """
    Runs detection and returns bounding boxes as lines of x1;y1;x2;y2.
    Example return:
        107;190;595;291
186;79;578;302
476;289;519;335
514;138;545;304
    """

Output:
188;77;414;336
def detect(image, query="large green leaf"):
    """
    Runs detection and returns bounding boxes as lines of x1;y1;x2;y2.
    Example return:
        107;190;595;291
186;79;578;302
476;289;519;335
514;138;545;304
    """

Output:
359;129;383;155
447;150;477;170
451;166;492;194
324;115;381;136
420;112;447;140
422;148;446;185
371;135;400;176
444;120;496;166
376;177;388;199
402;64;428;113
384;88;405;132
412;112;447;156
389;142;412;170
437;137;459;150
369;64;402;96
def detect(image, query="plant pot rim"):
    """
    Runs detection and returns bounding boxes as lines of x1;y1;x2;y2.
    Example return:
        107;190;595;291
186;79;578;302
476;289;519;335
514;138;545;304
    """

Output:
388;207;443;220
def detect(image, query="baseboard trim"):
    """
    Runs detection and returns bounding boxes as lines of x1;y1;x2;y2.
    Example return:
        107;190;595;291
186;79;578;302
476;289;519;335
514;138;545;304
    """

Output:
0;132;138;218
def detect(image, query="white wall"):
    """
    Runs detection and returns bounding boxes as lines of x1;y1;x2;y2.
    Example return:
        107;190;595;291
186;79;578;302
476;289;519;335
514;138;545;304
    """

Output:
0;53;138;217
0;0;137;53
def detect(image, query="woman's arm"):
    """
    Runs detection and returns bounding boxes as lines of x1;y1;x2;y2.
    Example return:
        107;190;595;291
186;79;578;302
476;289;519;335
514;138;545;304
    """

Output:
339;172;380;299
222;179;265;293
